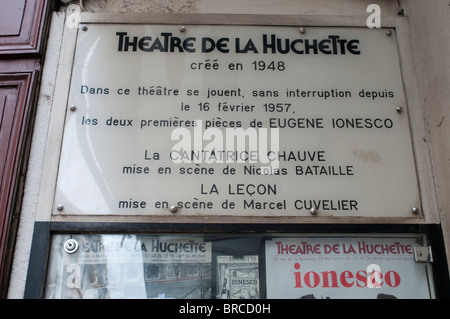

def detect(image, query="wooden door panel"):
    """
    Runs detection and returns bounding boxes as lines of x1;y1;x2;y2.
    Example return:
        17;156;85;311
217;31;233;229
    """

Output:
0;0;49;56
0;87;19;178
0;73;34;296
0;0;26;36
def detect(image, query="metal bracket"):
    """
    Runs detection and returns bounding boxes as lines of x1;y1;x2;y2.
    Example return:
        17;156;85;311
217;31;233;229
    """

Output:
413;246;433;263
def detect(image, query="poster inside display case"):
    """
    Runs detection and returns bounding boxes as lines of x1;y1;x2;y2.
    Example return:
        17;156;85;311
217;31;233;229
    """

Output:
44;235;212;299
44;233;434;299
265;236;434;299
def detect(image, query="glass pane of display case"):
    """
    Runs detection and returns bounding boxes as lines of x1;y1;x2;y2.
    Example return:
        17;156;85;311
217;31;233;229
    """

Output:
45;234;213;299
44;233;434;299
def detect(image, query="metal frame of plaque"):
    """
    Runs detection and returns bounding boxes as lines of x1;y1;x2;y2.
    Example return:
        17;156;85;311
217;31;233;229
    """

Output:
35;12;438;224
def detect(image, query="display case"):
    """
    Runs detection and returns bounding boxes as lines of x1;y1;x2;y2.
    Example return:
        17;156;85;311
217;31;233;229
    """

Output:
44;233;435;299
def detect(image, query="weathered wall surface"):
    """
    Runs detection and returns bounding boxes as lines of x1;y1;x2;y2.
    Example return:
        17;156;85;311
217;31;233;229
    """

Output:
400;0;450;267
79;0;398;15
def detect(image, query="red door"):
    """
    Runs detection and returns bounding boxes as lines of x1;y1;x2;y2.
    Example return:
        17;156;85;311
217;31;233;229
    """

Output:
0;0;50;297
0;75;30;295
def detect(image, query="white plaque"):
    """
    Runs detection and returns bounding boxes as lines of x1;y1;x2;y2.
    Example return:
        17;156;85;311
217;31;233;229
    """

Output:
54;24;420;217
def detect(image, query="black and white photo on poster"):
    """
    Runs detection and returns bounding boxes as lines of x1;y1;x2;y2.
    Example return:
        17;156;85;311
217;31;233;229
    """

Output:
216;255;259;299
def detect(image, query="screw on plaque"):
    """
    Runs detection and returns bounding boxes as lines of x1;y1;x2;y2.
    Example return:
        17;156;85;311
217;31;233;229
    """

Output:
386;30;392;36
57;204;64;211
179;26;186;32
170;205;178;213
396;106;403;113
64;239;79;254
412;207;420;214
310;208;318;215
299;27;306;34
69;105;77;111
